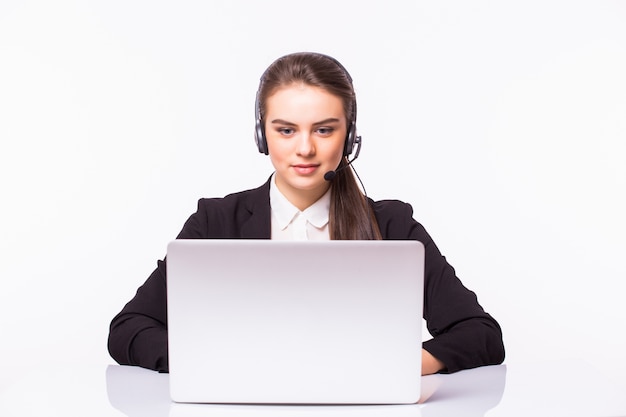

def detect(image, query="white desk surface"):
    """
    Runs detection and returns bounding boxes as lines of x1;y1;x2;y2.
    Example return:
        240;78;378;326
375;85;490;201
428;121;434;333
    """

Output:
0;359;624;416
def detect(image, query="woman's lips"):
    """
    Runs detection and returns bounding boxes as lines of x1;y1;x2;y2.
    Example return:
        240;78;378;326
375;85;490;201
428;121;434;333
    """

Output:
292;164;319;175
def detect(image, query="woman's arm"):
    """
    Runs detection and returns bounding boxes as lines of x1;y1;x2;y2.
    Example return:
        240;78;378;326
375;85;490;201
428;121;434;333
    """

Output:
108;260;170;372
374;200;505;373
107;190;267;372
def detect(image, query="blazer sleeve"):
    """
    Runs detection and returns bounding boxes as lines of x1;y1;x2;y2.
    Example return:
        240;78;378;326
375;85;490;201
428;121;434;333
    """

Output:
107;200;211;372
108;182;270;372
374;200;505;373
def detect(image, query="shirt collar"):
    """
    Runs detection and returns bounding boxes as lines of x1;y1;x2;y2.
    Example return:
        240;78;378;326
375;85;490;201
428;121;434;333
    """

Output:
269;174;331;230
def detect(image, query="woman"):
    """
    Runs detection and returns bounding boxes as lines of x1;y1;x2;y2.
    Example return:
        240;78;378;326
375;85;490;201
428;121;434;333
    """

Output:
108;52;505;375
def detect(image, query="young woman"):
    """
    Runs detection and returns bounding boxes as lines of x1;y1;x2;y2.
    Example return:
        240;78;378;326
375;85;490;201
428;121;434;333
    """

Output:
108;52;505;375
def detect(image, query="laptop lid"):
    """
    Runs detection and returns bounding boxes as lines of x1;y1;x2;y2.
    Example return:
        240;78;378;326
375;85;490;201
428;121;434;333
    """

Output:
166;239;424;404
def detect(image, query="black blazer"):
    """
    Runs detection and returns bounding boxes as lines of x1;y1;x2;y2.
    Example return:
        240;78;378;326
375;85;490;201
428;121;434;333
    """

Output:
108;180;505;373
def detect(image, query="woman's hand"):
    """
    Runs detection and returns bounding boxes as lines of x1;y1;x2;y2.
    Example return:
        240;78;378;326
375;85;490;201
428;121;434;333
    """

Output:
422;349;445;375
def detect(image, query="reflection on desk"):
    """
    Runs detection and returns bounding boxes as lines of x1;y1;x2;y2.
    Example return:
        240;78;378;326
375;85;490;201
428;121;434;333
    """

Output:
106;364;426;417
0;360;624;417
105;365;506;417
104;360;626;417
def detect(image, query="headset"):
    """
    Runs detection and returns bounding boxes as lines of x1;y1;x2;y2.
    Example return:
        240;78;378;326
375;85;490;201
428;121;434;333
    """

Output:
254;52;360;159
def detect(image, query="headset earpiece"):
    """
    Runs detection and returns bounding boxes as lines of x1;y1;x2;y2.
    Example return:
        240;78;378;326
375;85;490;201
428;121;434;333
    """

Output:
254;120;268;155
254;91;269;155
344;122;356;156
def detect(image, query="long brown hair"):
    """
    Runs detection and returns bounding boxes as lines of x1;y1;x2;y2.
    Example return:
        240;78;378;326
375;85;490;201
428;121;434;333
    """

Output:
257;52;381;240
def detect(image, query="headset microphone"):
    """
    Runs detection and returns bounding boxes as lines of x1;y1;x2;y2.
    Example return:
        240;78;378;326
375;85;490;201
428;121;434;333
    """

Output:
324;135;362;181
323;170;338;181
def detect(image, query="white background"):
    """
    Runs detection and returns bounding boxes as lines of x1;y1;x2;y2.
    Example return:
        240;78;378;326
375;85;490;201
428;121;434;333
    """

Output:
1;0;625;390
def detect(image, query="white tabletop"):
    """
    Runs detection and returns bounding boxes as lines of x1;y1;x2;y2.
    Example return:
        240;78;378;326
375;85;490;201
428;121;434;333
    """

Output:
0;359;624;416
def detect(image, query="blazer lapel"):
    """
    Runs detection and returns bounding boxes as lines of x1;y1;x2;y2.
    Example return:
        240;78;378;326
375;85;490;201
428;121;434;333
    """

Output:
240;178;272;239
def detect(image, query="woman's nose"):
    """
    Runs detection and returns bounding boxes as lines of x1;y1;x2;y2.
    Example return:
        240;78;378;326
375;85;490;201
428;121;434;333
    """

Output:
296;133;315;156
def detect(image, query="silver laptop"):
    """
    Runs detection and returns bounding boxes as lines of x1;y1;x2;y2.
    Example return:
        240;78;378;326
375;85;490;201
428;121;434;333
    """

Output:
166;239;424;405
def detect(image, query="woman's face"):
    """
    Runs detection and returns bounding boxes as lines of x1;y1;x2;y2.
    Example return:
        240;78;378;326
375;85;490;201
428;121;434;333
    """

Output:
264;83;347;210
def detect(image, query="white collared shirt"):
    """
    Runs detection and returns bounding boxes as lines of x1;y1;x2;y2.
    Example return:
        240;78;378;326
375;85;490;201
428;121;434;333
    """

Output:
269;174;331;241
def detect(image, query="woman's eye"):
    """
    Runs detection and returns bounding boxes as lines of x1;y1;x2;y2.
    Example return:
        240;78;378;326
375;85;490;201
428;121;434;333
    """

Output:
317;127;334;136
278;128;294;136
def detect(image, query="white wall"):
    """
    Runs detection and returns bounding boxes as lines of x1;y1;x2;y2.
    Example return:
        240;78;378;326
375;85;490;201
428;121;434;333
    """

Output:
1;0;624;385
